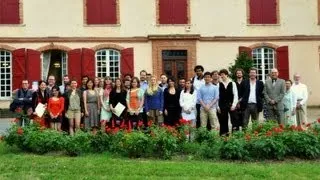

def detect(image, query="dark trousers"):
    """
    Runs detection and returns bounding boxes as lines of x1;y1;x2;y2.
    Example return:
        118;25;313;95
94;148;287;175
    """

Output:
196;104;201;128
243;103;259;129
217;107;237;136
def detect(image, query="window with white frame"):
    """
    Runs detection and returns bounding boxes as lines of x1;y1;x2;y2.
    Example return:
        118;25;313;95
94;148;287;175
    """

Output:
96;49;120;80
252;47;275;82
0;50;12;98
61;51;67;78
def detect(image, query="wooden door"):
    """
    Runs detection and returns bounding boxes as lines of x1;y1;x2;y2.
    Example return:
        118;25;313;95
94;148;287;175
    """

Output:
163;60;187;79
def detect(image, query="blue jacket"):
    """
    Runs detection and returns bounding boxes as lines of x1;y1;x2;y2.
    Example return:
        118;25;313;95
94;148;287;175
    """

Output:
145;87;163;112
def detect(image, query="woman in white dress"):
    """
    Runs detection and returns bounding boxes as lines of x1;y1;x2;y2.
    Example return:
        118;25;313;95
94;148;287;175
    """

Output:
283;80;297;126
179;80;197;127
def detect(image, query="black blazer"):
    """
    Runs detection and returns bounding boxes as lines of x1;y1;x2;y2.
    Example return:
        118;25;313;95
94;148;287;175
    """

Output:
241;79;264;112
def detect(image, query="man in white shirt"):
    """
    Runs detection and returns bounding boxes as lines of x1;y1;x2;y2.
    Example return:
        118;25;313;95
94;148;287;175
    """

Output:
192;65;205;128
59;74;70;94
291;73;308;125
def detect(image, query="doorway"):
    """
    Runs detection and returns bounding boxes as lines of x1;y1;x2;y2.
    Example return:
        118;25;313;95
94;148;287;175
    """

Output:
162;50;187;79
42;50;67;86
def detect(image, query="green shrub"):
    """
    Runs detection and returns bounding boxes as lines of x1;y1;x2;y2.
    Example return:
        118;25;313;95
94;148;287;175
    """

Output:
151;127;178;159
64;131;92;156
90;131;110;153
220;137;249;160
122;131;153;158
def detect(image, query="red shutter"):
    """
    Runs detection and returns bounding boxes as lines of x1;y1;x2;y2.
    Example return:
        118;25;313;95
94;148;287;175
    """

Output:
101;0;117;24
121;48;134;78
249;0;263;24
12;48;26;90
276;46;289;80
1;0;19;24
87;0;101;24
81;48;96;79
159;0;172;24
68;49;82;84
26;49;41;83
172;0;188;24
239;46;252;58
262;0;277;24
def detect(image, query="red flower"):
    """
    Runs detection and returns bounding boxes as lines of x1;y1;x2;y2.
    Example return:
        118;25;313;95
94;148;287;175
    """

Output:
0;136;4;141
279;124;284;129
80;124;84;128
306;123;311;127
15;107;22;113
290;125;297;131
296;125;304;131
245;134;251;141
147;120;153;127
317;118;320;123
137;121;144;127
17;127;24;135
179;119;190;126
106;128;112;133
266;131;272;137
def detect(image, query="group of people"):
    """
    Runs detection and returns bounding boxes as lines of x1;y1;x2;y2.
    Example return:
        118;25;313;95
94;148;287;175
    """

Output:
11;65;308;136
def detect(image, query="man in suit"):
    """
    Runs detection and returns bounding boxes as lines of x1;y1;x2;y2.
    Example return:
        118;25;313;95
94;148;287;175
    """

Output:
264;68;286;124
241;68;264;129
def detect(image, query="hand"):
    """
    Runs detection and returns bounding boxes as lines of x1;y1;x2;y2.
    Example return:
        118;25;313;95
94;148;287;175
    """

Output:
85;111;89;117
236;103;240;109
164;109;168;116
230;106;236;111
135;110;140;115
270;100;276;105
159;111;163;115
146;112;150;116
204;106;209;112
18;98;24;101
217;109;221;114
81;113;84;117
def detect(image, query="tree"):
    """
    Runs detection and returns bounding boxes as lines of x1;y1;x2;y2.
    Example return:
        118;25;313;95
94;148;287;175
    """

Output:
228;52;254;81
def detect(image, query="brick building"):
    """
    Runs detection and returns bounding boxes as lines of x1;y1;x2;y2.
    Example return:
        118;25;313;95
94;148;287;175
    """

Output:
0;0;320;107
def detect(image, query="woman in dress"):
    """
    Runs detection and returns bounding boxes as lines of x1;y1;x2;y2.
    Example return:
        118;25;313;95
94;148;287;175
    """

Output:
47;86;65;131
126;77;144;128
32;80;50;127
145;76;164;126
83;79;100;134
283;80;297;126
100;77;112;132
179;80;197;126
163;77;181;126
65;79;84;136
109;78;127;128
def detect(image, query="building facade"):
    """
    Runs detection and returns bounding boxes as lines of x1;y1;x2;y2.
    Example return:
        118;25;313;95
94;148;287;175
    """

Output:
0;0;320;107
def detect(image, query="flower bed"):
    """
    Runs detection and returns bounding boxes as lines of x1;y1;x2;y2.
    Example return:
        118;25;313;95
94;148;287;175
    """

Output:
2;119;320;160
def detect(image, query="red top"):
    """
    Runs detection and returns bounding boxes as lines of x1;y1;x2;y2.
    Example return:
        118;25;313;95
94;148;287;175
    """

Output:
48;97;65;116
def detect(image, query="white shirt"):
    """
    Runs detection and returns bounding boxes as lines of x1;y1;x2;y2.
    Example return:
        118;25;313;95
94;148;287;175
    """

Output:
192;76;205;104
291;83;308;106
248;80;257;103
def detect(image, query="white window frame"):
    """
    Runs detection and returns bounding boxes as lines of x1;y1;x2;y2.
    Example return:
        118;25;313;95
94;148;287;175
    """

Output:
252;47;275;82
0;49;12;100
61;51;68;78
95;49;120;80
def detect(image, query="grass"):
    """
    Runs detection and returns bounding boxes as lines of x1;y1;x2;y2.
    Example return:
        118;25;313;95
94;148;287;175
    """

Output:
0;142;319;179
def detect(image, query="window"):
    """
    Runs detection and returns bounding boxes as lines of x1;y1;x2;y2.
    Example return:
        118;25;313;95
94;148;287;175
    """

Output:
0;0;20;24
249;0;278;24
0;49;12;98
61;51;67;78
252;47;275;82
96;49;120;80
158;0;189;24
86;0;118;25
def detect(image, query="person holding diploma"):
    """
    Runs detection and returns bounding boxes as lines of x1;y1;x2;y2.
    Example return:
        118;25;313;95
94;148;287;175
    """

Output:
126;77;144;128
47;86;64;131
32;80;50;127
83;79;100;134
110;78;127;127
145;76;164;126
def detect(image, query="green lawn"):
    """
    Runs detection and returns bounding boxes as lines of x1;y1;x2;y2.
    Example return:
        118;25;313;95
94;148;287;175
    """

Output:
0;142;319;180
